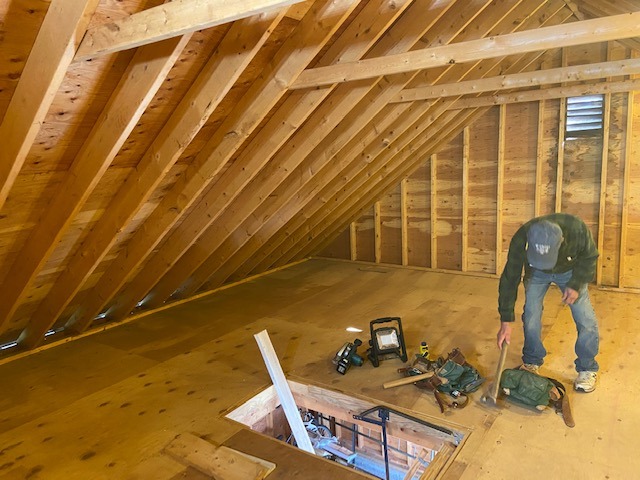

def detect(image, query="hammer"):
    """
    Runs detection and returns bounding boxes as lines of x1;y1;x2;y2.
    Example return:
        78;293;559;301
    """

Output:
482;340;508;405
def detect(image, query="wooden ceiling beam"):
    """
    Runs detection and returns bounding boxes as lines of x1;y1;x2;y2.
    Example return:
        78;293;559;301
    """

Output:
242;2;570;274
140;0;465;306
73;0;361;329
140;0;493;304
394;58;640;102
0;0;100;212
450;78;640;108
573;0;640;53
0;36;190;337
290;11;640;89
74;0;306;61
55;11;289;338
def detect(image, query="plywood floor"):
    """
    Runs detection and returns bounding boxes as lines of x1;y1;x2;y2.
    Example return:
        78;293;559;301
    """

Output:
0;258;638;479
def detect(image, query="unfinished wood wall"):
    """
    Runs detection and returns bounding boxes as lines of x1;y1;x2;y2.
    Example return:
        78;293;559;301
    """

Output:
321;43;640;291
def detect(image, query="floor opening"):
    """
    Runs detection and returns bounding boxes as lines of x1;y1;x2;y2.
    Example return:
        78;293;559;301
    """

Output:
226;380;470;479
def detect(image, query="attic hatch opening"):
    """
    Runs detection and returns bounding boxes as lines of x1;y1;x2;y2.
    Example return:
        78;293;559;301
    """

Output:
226;380;468;480
565;94;604;141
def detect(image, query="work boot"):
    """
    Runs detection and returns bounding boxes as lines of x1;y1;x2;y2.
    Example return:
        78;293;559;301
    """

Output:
519;363;540;374
574;371;597;393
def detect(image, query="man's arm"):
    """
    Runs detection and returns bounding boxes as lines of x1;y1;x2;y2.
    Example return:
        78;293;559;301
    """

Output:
498;226;527;322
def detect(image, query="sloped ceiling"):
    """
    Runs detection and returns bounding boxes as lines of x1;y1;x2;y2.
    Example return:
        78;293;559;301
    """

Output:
0;0;639;351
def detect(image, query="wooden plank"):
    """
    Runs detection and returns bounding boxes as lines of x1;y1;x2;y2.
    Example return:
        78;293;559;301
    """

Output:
462;126;469;272
164;433;276;480
496;104;506;272
374;201;382;263
254;330;314;454
555;49;568;213
291;12;640;89
401;178;409;266
393;58;640;102
430;154;438;269
59;11;287;338
0;0;100;211
535;99;545;217
0;36;190;335
74;0;305;61
349;222;358;261
619;90;634;287
450;78;640;108
404;448;429;480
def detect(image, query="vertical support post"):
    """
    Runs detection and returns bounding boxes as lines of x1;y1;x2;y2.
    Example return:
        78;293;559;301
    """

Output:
401;178;409;266
462;126;470;272
555;48;568;213
374;201;382;263
350;222;357;261
496;105;506;273
430;154;438;269
535;99;545;217
619;89;634;288
597;42;613;286
254;330;314;454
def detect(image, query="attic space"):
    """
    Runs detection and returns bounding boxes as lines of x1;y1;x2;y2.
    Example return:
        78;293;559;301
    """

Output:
1;0;640;479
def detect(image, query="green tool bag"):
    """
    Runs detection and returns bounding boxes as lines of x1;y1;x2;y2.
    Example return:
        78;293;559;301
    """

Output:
413;348;485;412
499;368;575;427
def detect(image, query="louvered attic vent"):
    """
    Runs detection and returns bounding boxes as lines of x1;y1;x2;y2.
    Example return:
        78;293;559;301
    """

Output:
565;94;604;140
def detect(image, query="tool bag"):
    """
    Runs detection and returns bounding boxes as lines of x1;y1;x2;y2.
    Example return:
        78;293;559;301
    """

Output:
499;368;575;427
411;348;485;412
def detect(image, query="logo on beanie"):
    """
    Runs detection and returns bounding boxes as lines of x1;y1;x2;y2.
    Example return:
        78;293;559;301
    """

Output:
534;244;550;255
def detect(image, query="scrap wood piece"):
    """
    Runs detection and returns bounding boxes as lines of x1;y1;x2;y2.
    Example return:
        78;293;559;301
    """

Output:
164;433;276;480
254;329;314;453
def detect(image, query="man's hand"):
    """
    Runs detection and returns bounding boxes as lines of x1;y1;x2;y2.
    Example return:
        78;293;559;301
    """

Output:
562;287;579;305
497;322;512;349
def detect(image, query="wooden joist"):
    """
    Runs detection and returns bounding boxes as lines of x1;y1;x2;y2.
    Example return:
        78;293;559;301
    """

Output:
291;12;640;89
74;0;306;61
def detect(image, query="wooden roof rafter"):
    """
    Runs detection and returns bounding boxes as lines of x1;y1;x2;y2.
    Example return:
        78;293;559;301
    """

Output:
176;0;542;295
0;35;192;334
59;0;361;338
18;9;292;349
136;0;468;308
238;0;572;276
571;0;640;53
0;0;100;212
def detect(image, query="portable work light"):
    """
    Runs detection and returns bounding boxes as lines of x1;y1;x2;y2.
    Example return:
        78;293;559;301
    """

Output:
367;317;408;367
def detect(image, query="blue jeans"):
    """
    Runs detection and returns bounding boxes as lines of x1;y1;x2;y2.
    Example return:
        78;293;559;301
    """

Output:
522;269;599;372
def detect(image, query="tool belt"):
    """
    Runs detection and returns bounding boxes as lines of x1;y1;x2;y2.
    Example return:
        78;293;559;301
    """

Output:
400;348;484;413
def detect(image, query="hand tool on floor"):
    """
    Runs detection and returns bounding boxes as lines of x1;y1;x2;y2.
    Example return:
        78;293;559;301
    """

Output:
383;372;438;389
482;340;508;405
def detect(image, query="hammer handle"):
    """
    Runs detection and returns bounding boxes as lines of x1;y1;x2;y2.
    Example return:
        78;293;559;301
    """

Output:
489;341;508;401
383;372;434;389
